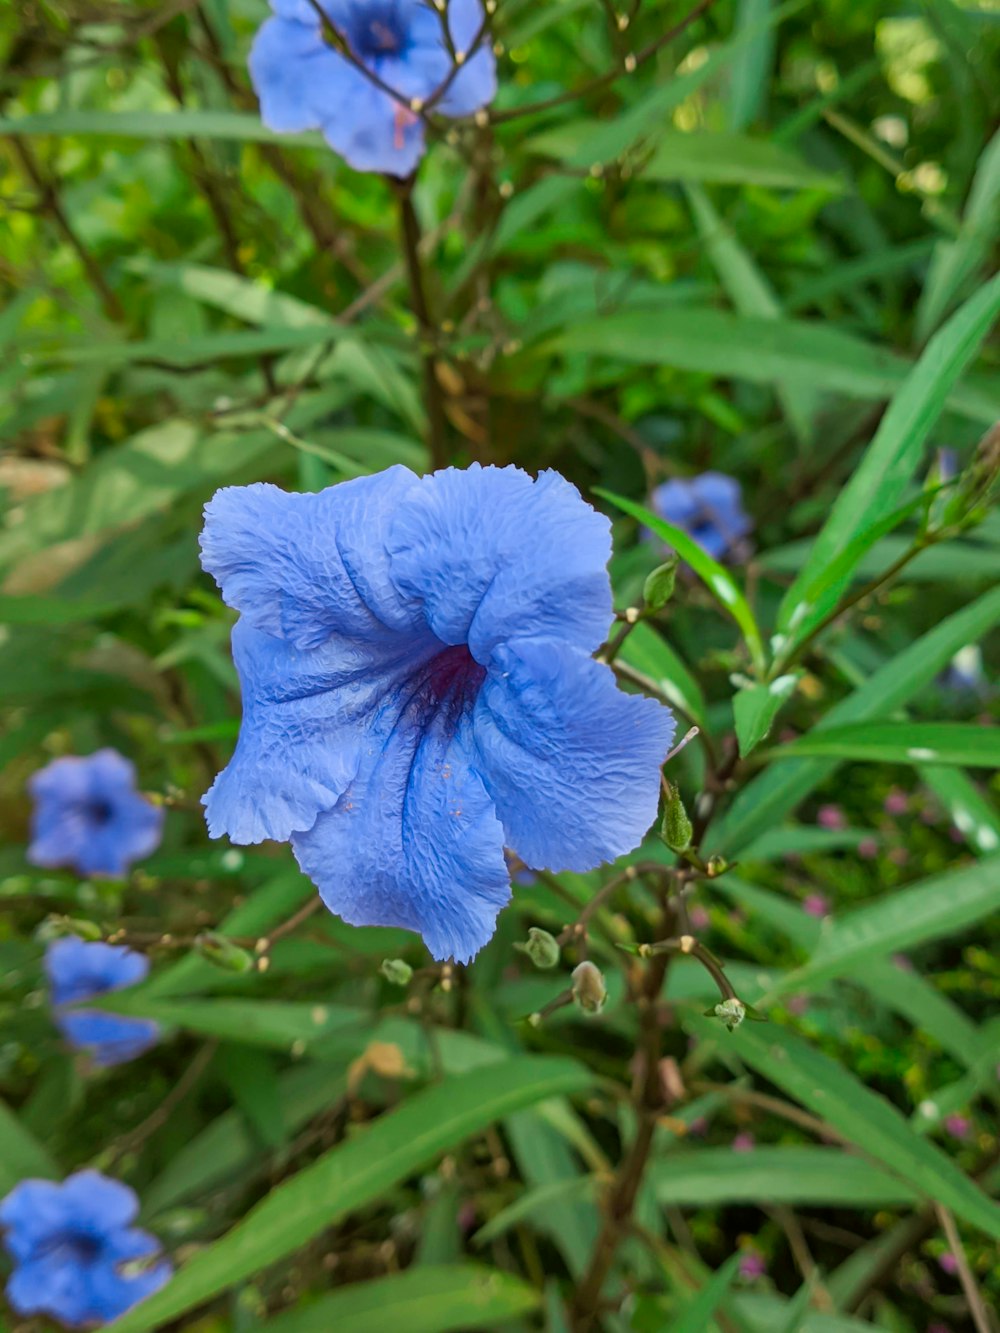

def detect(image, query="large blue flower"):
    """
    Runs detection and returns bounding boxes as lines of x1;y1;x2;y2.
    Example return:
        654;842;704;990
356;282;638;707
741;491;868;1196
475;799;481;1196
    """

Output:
28;750;164;879
651;472;752;562
249;0;496;176
201;465;674;963
0;1170;171;1327
46;938;160;1068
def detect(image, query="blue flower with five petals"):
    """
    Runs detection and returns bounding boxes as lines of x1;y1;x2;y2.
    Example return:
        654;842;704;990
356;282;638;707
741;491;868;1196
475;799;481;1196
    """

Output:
200;465;674;963
46;938;160;1069
0;1170;171;1327
28;750;164;879
651;472;752;562
249;0;496;176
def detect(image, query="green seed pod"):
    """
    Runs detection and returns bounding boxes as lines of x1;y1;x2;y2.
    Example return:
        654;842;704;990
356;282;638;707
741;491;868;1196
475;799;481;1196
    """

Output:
194;932;254;974
643;554;679;611
514;927;560;969
660;784;693;853
35;915;103;944
380;958;414;987
571;960;607;1015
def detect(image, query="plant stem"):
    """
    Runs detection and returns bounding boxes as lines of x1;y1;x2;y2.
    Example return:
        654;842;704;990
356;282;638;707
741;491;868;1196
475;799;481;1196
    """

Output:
395;184;450;470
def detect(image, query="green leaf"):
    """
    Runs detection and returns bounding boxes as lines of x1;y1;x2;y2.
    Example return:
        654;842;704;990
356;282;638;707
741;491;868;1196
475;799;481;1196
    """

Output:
733;675;799;757
597;489;767;674
110;1058;591;1332
0;1098;58;1195
92;995;368;1053
0;110;323;145
779;272;1000;627
556;307;999;426
710;584;1000;854
773;854;1000;995
652;1147;918;1207
250;1265;540;1333
920;765;1000;856
774;722;1000;768
642;132;843;190
728;0;775;131
616;621;707;727
671;1252;742;1333
689;1016;1000;1239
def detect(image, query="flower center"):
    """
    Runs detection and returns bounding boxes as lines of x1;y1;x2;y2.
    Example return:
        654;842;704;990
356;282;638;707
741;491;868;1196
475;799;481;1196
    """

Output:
38;1231;103;1267
423;644;486;711
83;799;114;826
344;2;408;60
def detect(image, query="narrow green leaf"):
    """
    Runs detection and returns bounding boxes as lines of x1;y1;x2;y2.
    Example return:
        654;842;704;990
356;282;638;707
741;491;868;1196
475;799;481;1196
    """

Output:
728;0;774;130
653;1147;918;1207
773;722;1000;768
0;110;323;145
596;489;767;674
671;1252;742;1333
91;996;367;1052
920;764;1000;856
256;1265;540;1333
110;1058;591;1332
617;621;707;727
0;1098;58;1194
734;675;799;757
779;272;1000;627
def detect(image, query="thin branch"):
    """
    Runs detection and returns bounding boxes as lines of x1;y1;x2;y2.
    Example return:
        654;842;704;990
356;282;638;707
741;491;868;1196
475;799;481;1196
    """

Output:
934;1204;994;1333
394;182;450;470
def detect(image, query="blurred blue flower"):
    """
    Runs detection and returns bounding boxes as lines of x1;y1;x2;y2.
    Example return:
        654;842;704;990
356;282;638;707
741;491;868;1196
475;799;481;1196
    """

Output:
28;750;164;879
200;464;674;963
249;0;496;176
46;938;159;1068
0;1170;171;1327
651;472;752;561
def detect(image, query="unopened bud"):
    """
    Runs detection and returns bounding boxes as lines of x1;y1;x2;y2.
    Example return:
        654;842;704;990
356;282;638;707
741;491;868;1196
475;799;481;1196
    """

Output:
714;997;745;1032
194;932;253;974
35;915;103;944
380;958;413;987
571;961;607;1015
706;854;728;878
660;784;693;853
514;927;560;969
643;554;679;611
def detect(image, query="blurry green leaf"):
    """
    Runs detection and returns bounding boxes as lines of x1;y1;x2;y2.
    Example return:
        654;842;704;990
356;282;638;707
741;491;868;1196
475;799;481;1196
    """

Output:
472;1176;597;1248
0;1098;58;1194
597;489;767;674
111;1058;591;1331
250;1265;540;1333
216;1047;286;1151
616;621;707;727
920;765;1000;856
0;110;323;145
728;0;774;130
557;307;999;425
779;272;1000;628
733;675;799;757
690;1016;1000;1239
774;722;1000;767
653;1147;918;1207
671;1252;742;1333
94;995;367;1052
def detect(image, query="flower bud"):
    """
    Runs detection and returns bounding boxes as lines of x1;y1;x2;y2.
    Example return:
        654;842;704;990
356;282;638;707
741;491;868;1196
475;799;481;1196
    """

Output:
571;961;607;1015
194;932;253;974
380;958;413;987
714;997;746;1032
706;854;728;878
643;554;679;611
35;915;103;944
660;784;693;853
514;927;560;969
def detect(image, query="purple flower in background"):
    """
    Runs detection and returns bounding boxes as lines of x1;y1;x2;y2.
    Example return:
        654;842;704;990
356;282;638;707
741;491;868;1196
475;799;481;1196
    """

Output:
46;938;159;1068
28;750;163;879
858;836;879;859
0;1170;171;1327
200;465;674;963
884;788;909;816
802;892;831;919
944;1114;971;1141
938;1251;958;1275
739;1250;767;1280
732;1131;755;1152
816;803;846;831
249;0;496;176
650;472;752;561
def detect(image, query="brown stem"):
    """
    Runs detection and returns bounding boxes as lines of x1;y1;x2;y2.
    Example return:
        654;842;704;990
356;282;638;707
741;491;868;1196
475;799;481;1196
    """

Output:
395;183;450;470
933;1204;994;1333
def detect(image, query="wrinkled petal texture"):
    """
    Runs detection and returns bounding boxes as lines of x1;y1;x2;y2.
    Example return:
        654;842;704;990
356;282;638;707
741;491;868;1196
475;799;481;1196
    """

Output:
249;0;494;175
1;1172;170;1326
27;750;164;879
202;465;673;962
45;939;159;1066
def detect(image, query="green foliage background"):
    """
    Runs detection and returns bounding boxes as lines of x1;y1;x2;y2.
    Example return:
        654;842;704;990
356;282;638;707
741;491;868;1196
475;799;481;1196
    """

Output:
1;0;999;1329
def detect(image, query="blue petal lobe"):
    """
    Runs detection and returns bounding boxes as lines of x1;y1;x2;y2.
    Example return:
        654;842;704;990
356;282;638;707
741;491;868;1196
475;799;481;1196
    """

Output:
473;639;674;870
249;17;327;132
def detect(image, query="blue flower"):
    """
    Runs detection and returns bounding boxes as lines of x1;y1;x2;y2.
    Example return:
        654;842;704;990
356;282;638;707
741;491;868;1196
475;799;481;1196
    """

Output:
249;0;496;176
46;938;159;1068
0;1170;171;1327
200;465;674;963
650;472;752;562
28;750;164;879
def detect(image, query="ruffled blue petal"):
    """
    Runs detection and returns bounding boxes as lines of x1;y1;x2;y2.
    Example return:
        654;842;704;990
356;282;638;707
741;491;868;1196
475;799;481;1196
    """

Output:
387;465;614;662
200;470;422;650
249;17;329;133
0;1181;68;1259
58;1171;139;1233
86;1257;173;1323
5;1253;83;1323
319;65;427;176
473;639;674;870
46;938;149;1006
292;660;510;964
57;1009;160;1067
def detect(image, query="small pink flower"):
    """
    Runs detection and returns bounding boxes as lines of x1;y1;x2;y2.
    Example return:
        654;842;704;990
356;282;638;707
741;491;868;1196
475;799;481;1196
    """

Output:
739;1251;766;1280
919;805;939;826
457;1201;477;1233
803;892;831;918
858;837;879;859
938;1251;958;1275
928;1324;953;1333
892;953;913;972
785;994;809;1016
732;1132;755;1153
944;1114;970;1141
817;804;846;830
688;904;710;930
888;846;909;866
687;1116;708;1138
948;825;965;843
884;788;909;816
